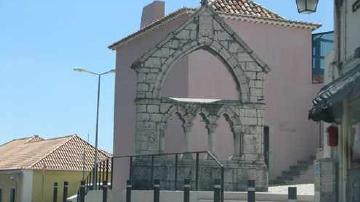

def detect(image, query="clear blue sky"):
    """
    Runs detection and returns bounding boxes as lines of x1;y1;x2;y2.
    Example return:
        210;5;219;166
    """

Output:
0;0;333;152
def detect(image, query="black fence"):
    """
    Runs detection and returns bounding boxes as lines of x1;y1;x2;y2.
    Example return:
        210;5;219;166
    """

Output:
114;151;224;192
76;151;224;202
85;158;112;191
76;158;112;202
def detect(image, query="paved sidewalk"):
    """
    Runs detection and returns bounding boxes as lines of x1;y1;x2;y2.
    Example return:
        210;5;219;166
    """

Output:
268;184;315;195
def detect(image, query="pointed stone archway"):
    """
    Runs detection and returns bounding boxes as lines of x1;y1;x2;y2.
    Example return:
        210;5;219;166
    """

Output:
132;6;269;102
132;4;270;191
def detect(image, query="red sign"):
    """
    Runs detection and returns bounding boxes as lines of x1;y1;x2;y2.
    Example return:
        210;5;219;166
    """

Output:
327;125;339;147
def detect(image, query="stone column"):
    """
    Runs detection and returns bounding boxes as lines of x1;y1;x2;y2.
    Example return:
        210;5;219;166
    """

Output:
232;125;243;160
206;123;217;155
135;101;161;154
183;122;193;152
135;121;158;154
158;123;167;153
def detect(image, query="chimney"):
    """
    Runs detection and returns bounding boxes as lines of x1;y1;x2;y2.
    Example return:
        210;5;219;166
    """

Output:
140;1;165;29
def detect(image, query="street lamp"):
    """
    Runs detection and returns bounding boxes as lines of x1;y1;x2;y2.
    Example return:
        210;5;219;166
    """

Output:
73;67;115;189
296;0;319;13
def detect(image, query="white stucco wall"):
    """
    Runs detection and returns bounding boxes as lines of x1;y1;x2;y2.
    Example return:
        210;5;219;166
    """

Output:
20;170;33;202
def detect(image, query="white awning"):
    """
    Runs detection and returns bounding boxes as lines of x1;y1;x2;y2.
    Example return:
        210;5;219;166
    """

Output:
168;97;222;103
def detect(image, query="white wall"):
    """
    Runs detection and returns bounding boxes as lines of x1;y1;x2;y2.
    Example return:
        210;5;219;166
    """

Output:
20;170;33;202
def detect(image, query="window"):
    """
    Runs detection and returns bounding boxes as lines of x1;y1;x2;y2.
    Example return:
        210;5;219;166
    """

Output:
9;188;15;202
312;31;334;84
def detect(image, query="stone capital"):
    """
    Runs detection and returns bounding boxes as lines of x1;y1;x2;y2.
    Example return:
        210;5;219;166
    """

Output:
232;125;243;134
158;122;167;131
183;122;194;134
206;123;218;134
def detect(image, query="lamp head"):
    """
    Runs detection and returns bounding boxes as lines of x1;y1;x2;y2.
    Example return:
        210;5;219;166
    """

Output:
73;67;87;72
296;0;319;14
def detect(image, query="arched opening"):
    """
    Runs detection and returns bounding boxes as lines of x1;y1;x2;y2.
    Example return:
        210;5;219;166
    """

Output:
189;114;208;152
213;115;235;160
187;49;239;100
161;48;239;100
161;56;189;98
163;112;209;154
163;112;186;154
161;47;241;156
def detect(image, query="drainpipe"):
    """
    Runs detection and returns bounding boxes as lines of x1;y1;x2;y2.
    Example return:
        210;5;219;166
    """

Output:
334;0;347;201
339;99;350;202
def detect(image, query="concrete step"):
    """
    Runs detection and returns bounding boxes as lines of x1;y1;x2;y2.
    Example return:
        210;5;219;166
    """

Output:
282;170;301;177
290;164;309;171
198;191;314;202
270;156;315;186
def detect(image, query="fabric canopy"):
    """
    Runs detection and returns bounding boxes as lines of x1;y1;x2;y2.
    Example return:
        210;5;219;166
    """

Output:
309;63;360;122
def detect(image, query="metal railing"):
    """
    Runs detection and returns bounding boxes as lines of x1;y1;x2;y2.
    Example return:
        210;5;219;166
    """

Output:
76;151;225;201
86;158;112;191
76;158;112;202
113;151;224;193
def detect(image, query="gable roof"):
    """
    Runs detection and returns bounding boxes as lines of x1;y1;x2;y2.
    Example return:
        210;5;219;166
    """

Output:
0;135;111;171
109;0;320;50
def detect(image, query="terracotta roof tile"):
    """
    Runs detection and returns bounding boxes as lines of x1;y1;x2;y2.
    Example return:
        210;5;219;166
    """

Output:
0;135;111;171
108;1;320;49
208;0;284;20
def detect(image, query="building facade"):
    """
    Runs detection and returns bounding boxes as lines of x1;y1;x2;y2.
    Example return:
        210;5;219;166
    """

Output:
310;0;360;202
110;0;321;193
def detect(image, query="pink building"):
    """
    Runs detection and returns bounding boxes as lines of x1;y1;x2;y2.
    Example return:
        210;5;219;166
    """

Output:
109;0;321;191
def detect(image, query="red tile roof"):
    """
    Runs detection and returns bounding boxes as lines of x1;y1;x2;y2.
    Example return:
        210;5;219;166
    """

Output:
109;1;320;50
208;0;284;20
0;135;111;171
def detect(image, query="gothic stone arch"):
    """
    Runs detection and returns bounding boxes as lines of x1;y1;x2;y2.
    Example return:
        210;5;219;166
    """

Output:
132;5;269;102
132;5;269;191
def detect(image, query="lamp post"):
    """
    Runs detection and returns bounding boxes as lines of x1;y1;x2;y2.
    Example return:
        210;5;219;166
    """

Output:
74;67;115;189
296;0;319;13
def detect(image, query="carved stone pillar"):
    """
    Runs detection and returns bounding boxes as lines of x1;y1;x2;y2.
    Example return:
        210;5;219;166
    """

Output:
181;121;194;159
206;123;217;154
158;122;167;153
232;125;243;159
183;121;193;153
